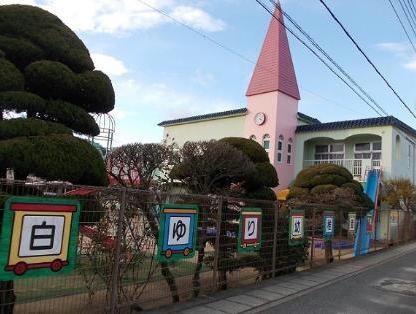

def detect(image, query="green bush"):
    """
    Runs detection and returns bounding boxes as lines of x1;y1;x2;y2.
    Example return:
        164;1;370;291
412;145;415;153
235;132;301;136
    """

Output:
0;91;46;114
246;187;277;201
0;58;24;91
221;137;269;163
0;48;5;58
255;162;279;187
0;35;44;70
76;71;115;113
0;5;94;73
295;164;352;188
0;118;71;140
288;186;309;199
310;184;337;195
43;100;100;136
0;134;107;186
341;181;363;194
25;60;76;100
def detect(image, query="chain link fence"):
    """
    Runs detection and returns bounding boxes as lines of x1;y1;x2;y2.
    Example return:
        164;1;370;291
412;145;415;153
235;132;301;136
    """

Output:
0;180;415;313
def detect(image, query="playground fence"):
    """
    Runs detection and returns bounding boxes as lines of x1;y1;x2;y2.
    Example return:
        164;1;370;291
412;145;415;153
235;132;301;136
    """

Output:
0;180;415;313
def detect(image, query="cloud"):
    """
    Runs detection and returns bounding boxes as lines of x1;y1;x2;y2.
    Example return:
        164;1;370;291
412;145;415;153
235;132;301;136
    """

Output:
1;0;226;34
171;6;225;32
377;42;416;71
91;53;128;76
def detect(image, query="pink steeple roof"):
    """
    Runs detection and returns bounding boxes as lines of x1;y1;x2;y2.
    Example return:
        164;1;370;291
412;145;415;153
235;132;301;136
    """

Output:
246;4;300;100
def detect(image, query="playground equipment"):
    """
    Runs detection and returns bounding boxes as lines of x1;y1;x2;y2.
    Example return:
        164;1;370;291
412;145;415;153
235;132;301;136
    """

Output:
353;169;381;256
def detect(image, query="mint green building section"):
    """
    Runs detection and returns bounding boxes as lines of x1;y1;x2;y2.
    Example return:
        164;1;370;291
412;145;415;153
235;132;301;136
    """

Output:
157;204;199;263
237;207;262;254
0;196;81;280
288;209;305;247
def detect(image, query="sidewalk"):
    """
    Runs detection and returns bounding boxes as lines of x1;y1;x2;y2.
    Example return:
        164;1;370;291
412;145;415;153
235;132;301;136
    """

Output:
150;242;416;313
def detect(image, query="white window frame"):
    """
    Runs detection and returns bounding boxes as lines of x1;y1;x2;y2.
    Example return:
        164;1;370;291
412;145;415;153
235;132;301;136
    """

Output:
249;135;257;141
277;135;284;164
354;141;381;160
315;143;345;160
263;134;271;152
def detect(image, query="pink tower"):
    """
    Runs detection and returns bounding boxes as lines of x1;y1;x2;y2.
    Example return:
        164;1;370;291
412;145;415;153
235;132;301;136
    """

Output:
244;4;300;190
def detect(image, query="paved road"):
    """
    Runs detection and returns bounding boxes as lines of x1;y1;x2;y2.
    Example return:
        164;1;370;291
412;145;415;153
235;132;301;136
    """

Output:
258;249;416;314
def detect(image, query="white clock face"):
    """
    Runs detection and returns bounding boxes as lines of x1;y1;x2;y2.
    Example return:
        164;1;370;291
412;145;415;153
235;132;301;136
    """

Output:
254;112;266;125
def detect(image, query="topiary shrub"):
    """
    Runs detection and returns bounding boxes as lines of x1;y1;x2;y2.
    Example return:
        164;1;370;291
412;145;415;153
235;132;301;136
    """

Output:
0;58;24;91
255;162;279;187
288;186;309;198
0;118;71;140
0;134;107;186
0;35;44;70
221;137;270;163
76;70;115;113
341;181;363;194
0;4;115;185
0;5;94;73
25;60;76;100
310;184;337;195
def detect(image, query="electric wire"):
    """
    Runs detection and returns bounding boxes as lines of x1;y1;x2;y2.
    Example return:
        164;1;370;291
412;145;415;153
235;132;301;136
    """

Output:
387;0;416;53
135;0;382;116
260;0;385;116
318;0;416;120
398;0;416;38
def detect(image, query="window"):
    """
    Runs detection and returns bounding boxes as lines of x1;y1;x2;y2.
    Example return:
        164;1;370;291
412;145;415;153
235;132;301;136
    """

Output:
396;135;401;159
315;144;344;160
354;142;381;160
263;134;270;151
249;135;257;141
287;138;293;164
277;135;283;163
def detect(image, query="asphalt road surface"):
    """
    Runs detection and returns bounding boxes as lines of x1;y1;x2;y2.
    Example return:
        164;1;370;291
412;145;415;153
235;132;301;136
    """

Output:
259;249;416;314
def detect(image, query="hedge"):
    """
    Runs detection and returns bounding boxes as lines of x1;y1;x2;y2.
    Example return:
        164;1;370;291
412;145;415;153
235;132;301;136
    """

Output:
0;58;24;92
76;70;115;113
0;35;44;70
0;134;108;186
43;100;100;136
0;91;46;115
0;118;72;140
221;137;270;163
25;60;76;100
0;5;94;73
255;162;279;187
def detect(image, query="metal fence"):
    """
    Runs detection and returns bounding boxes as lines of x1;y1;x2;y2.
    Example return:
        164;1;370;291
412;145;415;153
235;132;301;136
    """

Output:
0;180;415;313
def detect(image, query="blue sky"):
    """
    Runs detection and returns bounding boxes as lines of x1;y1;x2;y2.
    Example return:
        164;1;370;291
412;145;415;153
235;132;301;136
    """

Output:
3;0;416;145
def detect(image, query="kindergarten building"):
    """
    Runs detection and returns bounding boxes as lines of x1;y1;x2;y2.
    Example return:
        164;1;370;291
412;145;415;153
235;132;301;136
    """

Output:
158;6;416;190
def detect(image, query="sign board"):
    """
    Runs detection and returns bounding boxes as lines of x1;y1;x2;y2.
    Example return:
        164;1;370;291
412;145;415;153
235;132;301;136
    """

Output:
323;211;335;239
348;213;356;232
0;196;81;280
237;208;262;253
157;204;198;262
289;210;305;246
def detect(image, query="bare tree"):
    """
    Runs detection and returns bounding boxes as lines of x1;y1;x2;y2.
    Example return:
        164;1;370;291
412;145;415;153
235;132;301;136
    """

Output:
382;178;416;212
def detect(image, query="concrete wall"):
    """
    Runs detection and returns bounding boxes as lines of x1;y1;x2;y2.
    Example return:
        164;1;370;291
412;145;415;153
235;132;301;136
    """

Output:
390;127;416;183
162;115;245;147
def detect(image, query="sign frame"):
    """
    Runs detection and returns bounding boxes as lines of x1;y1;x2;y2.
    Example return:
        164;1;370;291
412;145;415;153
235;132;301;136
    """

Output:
289;209;305;246
323;211;335;239
237;207;262;254
157;204;199;262
348;212;356;232
0;196;81;280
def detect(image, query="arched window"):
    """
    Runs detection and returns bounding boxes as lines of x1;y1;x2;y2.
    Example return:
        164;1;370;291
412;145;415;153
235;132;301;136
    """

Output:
249;135;257;141
263;134;271;152
287;138;293;164
277;135;284;163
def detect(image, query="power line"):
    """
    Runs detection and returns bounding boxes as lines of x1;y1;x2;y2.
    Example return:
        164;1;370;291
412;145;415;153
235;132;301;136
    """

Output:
134;0;374;117
387;0;416;53
406;0;416;27
318;0;416;120
398;0;416;38
260;0;386;116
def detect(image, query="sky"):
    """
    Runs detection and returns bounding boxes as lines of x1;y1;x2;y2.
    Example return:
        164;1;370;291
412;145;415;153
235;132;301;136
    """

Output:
2;0;416;146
